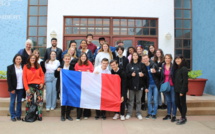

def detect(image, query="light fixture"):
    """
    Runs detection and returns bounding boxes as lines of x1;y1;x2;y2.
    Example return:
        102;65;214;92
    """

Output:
50;30;57;38
165;32;172;40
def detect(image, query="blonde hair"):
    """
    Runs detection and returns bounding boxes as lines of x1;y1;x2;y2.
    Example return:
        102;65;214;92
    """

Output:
64;53;71;58
98;42;113;59
33;49;39;55
67;47;77;58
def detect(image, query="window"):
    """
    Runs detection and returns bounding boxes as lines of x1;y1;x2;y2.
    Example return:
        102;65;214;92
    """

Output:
174;0;192;69
27;0;48;58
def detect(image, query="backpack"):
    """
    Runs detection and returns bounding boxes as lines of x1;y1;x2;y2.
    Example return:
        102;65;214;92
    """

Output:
22;103;38;122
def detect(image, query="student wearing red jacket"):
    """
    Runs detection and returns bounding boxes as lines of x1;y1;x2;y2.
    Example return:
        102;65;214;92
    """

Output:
74;53;94;121
23;54;44;121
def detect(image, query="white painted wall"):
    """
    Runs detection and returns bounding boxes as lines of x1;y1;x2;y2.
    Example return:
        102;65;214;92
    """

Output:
47;0;174;55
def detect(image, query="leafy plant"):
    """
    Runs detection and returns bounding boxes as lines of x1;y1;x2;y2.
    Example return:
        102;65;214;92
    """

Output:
188;70;202;79
0;71;7;79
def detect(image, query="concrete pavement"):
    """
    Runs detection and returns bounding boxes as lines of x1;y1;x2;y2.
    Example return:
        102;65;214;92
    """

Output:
0;116;215;134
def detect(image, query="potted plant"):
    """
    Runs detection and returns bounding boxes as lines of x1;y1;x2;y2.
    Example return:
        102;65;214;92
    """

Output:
0;70;10;97
187;70;208;96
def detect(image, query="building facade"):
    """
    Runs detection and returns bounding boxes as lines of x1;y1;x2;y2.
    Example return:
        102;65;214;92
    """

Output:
0;0;215;95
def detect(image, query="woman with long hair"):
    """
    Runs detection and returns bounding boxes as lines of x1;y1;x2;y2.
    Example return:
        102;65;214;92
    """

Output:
125;52;148;120
7;54;24;121
161;54;177;122
23;54;44;121
173;55;188;125
126;46;136;63
94;42;113;68
45;51;60;111
148;45;156;60
74;53;94;121
154;49;166;109
77;40;94;63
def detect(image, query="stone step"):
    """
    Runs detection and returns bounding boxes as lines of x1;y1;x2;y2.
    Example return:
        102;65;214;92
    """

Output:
1;100;215;108
1;107;215;117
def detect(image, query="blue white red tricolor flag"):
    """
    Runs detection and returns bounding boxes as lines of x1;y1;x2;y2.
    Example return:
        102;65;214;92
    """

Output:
60;69;121;111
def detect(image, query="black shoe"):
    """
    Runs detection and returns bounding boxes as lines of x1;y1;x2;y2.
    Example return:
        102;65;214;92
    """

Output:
163;115;171;120
152;115;157;119
171;116;176;122
11;118;16;122
162;104;167;109
66;115;73;121
95;116;99;120
176;118;186;125
38;117;42;121
16;117;21;121
102;116;106;120
61;116;66;121
141;104;146;111
158;105;162;109
145;114;151;119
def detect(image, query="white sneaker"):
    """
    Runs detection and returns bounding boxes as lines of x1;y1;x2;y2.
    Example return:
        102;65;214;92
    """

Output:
76;119;80;121
137;115;143;120
84;117;88;120
46;108;50;111
51;108;54;110
21;98;25;102
113;113;120;120
125;115;131;120
120;115;125;121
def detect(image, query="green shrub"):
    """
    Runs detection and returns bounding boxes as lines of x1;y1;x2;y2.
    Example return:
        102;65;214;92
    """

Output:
188;70;202;79
0;71;7;79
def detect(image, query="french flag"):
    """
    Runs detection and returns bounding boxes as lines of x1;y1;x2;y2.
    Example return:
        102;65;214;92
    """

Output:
60;69;121;112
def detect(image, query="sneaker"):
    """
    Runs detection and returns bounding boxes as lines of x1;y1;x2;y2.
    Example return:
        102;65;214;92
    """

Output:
102;116;106;120
120;115;125;121
61;116;65;121
145;114;151;119
113;113;120;120
176;118;186;125
152;115;157;119
125;114;131;120
137;115;143;120
76;118;80;121
16;117;21;121
46;108;50;111
51;108;54;110
163;115;171;120
84;117;88;120
171;116;176;122
21;98;25;102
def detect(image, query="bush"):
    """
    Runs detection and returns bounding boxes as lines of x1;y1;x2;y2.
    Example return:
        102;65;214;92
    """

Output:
188;70;202;79
0;71;7;79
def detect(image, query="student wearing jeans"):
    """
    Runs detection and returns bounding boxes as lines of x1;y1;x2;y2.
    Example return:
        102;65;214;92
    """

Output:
7;54;24;121
125;52;148;120
142;55;160;119
45;51;60;111
161;54;177;122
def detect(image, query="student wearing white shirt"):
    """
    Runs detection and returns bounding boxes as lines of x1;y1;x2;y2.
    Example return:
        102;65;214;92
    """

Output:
93;58;110;120
45;51;60;111
7;54;24;121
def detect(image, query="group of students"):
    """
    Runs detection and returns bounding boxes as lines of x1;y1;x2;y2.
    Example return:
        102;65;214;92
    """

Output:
7;34;188;125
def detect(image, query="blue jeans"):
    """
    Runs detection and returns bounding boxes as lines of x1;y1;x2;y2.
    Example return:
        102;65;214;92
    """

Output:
45;73;57;109
164;86;177;116
10;89;24;119
147;85;158;115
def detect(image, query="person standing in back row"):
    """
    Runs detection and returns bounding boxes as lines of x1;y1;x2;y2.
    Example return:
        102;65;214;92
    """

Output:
44;38;62;63
79;34;97;54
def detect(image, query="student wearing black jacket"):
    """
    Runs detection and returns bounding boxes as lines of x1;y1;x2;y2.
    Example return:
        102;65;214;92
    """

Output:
142;54;160;119
7;54;24;121
125;52;148;120
44;38;62;63
55;54;75;121
173;55;188;125
114;46;129;71
110;60;127;121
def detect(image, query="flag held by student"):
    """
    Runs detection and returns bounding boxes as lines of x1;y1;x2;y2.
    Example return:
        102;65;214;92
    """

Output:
60;69;121;112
